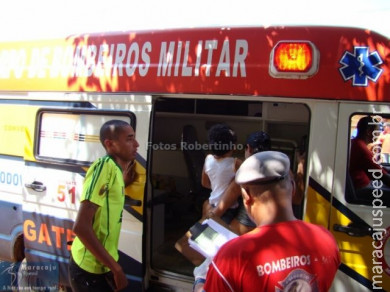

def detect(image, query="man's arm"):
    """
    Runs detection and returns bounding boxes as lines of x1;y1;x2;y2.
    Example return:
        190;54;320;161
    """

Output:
73;200;128;290
123;160;136;186
358;141;390;187
193;280;205;292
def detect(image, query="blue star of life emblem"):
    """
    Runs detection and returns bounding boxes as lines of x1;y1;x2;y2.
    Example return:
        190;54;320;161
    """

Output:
339;46;383;86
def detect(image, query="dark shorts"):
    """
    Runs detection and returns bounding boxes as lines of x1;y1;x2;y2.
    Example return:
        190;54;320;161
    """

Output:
235;198;256;227
220;207;239;224
68;256;115;292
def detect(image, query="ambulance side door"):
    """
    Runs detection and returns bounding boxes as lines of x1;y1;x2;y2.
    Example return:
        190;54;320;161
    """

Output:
331;103;390;291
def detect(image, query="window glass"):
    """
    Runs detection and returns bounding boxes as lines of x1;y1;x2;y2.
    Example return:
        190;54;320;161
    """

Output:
346;114;390;205
37;111;132;164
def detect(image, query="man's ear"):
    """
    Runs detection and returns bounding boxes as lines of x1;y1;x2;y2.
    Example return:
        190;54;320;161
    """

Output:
291;176;296;197
241;187;253;205
103;139;113;150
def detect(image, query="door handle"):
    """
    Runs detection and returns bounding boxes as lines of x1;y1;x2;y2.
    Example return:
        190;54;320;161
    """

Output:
25;181;47;192
333;223;372;237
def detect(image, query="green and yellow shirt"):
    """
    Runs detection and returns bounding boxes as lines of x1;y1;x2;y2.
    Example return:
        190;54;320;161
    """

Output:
71;155;125;274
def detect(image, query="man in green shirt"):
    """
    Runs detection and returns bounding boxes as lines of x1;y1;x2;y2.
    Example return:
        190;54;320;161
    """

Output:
69;120;139;292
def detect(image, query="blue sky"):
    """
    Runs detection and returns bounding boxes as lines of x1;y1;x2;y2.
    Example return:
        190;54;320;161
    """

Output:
0;0;389;41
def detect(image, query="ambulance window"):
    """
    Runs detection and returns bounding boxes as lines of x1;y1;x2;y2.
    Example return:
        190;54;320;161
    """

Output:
36;111;133;165
346;114;390;206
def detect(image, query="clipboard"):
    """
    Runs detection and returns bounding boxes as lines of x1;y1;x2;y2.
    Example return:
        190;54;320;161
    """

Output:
174;216;237;265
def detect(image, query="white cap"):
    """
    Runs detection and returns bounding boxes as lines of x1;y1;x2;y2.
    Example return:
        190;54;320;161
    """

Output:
235;151;290;184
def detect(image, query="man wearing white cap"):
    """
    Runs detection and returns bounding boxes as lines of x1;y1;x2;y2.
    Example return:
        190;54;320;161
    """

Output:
194;151;340;292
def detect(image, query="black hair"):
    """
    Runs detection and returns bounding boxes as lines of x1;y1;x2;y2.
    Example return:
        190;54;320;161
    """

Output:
208;123;237;156
246;131;271;154
99;120;130;147
356;116;377;137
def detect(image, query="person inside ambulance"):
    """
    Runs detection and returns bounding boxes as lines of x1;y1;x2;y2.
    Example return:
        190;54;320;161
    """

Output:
349;116;390;205
207;131;306;234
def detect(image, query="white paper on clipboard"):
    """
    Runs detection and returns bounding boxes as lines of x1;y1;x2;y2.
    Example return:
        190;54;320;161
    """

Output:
188;218;238;258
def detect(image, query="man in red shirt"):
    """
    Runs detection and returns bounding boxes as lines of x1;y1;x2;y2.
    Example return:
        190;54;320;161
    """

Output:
349;116;390;204
194;151;340;292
